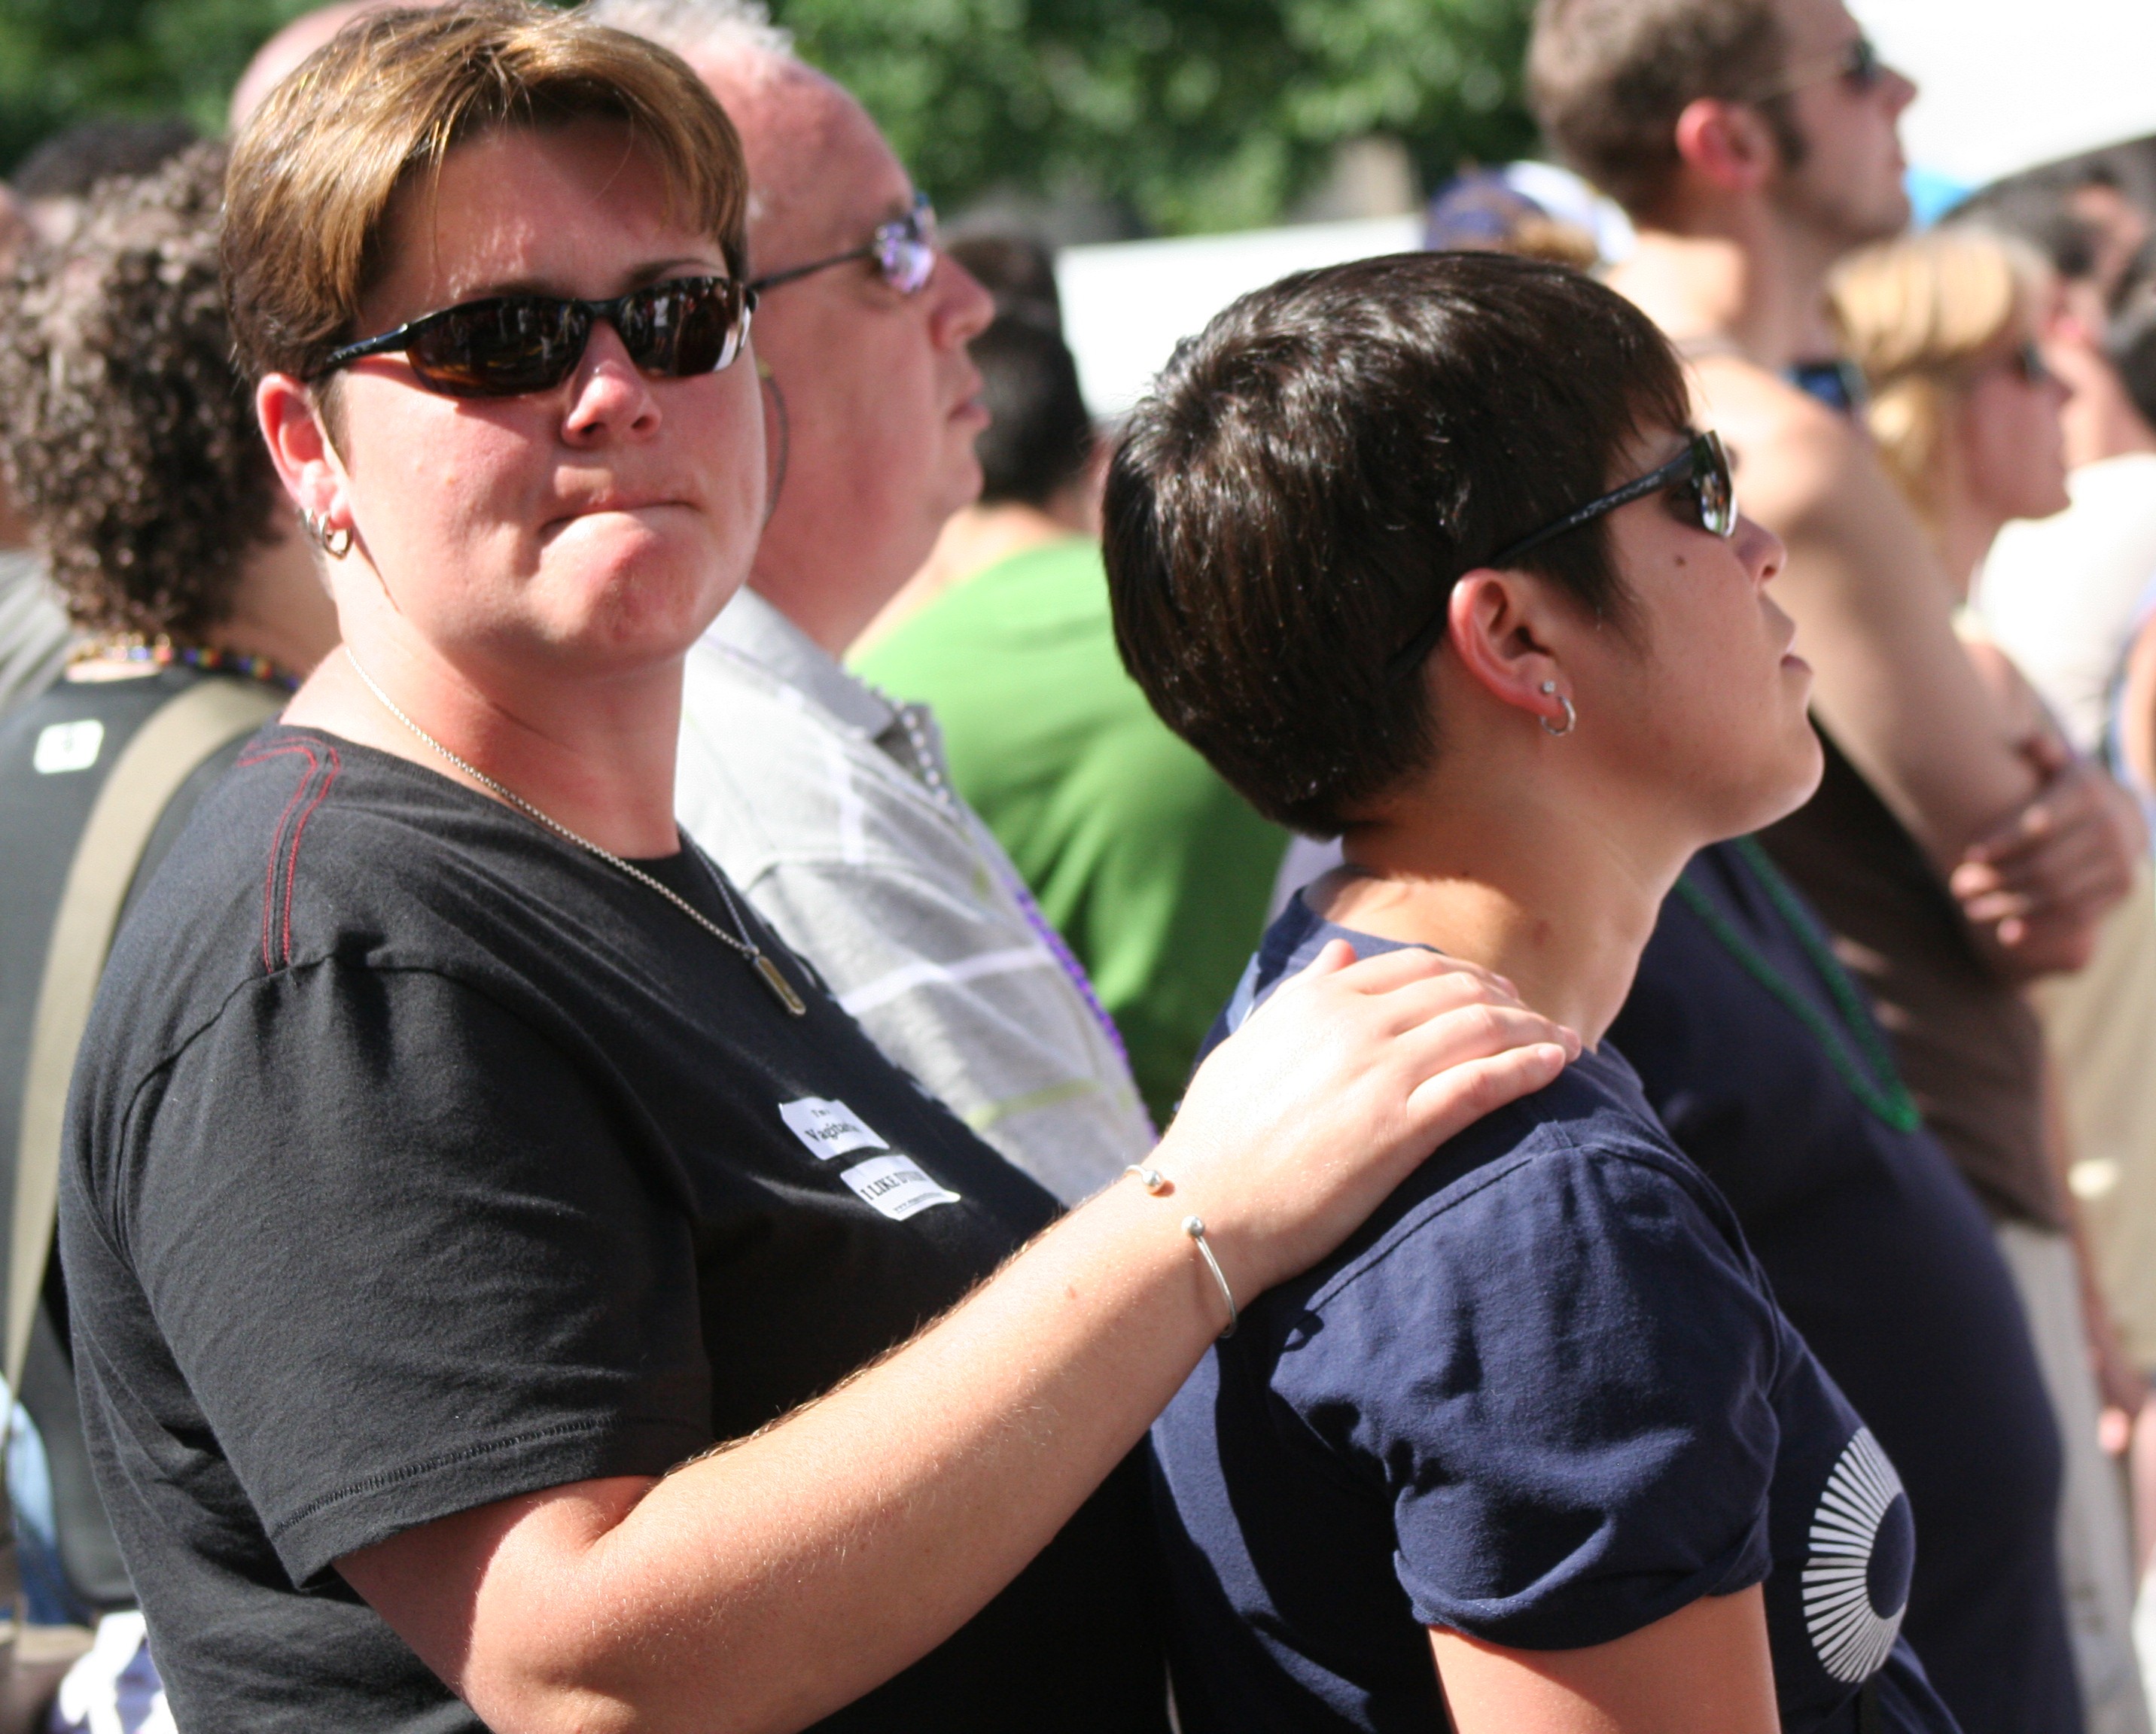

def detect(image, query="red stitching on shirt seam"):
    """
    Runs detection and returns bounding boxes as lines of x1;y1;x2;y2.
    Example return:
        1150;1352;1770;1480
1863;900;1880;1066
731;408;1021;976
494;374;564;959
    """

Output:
239;744;320;972
278;746;340;966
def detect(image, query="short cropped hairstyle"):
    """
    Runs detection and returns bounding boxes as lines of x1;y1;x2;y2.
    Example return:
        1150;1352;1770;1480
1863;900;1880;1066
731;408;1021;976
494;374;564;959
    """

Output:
1104;252;1688;836
222;0;748;388
1528;0;1800;218
0;144;279;642
973;315;1093;507
948;233;1064;331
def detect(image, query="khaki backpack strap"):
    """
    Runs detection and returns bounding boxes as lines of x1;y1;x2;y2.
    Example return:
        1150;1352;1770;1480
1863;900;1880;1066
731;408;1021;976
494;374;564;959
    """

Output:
9;679;282;1391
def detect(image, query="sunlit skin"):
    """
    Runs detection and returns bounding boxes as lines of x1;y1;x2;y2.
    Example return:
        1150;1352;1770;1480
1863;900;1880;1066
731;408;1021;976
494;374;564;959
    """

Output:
1605;0;2133;978
688;52;995;653
1766;0;1913;276
233;93;1592;1734
260;117;766;857
1613;0;1915;369
1325;426;1818;1048
1313;427;1813;1730
1944;340;2072;582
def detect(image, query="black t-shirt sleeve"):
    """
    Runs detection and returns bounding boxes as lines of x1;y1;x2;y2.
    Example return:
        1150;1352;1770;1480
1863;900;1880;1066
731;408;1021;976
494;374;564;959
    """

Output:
105;959;712;1585
1277;1137;1784;1650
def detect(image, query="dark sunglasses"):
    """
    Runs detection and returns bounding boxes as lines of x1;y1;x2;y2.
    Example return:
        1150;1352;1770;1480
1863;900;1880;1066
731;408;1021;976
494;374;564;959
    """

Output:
1387;431;1738;681
2008;339;2054;387
1755;34;1884;101
749;192;939;297
317;275;755;400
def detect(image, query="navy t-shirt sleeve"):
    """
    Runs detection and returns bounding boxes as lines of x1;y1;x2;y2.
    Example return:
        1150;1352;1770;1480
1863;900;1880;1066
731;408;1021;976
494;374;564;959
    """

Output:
95;960;713;1586
1280;1132;1785;1650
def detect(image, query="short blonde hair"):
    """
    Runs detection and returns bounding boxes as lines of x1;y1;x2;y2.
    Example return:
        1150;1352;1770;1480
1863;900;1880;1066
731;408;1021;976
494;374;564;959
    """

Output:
1832;228;2050;525
223;0;748;387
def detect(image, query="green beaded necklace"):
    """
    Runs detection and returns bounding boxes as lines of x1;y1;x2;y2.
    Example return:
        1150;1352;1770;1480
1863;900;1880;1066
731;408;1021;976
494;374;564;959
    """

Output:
1670;836;1922;1134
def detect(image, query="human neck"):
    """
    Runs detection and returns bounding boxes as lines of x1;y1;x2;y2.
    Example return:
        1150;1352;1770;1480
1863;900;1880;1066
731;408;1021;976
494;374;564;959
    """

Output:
1317;766;1676;1048
206;519;341;680
285;597;685;859
1612;213;1844;372
1932;490;2004;606
852;501;1077;656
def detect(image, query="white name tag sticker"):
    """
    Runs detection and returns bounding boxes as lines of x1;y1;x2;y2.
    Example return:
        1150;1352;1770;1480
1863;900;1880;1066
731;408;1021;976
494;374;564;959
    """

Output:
33;719;104;775
839;1154;961;1222
778;1097;888;1162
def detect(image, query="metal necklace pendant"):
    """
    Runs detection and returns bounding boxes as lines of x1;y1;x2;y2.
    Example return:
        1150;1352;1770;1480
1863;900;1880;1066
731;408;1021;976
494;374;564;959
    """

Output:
346;653;807;1016
751;951;808;1015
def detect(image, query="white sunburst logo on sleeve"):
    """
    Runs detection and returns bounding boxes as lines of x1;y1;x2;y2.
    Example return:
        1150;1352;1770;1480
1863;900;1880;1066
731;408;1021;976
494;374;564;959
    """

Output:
1802;1427;1910;1683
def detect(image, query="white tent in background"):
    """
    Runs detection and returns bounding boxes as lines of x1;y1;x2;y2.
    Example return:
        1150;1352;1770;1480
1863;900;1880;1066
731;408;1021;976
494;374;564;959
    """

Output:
1057;0;2156;418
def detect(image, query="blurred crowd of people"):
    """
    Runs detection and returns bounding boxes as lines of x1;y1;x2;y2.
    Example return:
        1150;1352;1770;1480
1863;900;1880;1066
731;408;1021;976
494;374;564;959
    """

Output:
2;0;2156;1730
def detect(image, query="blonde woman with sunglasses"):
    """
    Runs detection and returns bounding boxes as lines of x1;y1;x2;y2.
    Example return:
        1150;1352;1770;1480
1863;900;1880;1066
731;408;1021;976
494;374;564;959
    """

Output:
1837;224;2156;1734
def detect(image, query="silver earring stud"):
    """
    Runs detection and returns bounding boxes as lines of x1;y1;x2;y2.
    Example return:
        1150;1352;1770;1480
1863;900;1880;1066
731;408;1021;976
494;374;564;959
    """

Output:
1539;680;1577;738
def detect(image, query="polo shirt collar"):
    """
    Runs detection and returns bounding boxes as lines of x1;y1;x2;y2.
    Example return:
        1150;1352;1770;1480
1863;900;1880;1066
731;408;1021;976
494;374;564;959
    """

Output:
705;586;897;738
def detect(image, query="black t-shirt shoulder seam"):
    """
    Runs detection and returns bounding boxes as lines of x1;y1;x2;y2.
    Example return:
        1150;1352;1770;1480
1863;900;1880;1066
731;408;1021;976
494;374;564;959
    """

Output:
103;956;592;1257
271;1416;635;1541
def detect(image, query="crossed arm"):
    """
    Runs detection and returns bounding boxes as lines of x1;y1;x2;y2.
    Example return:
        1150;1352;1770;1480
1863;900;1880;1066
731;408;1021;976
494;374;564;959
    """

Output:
1716;368;2134;977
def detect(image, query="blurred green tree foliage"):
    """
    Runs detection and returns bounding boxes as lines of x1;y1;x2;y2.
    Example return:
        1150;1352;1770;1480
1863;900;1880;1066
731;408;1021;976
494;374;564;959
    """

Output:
0;0;1538;233
0;0;306;173
777;0;1538;232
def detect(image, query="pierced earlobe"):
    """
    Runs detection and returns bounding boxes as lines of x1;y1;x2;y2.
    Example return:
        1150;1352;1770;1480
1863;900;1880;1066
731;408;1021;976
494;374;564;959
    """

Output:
299;507;352;560
1539;679;1578;738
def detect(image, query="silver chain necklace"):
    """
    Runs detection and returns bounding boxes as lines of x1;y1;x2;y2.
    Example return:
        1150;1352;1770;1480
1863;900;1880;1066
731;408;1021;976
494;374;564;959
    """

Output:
345;651;805;1015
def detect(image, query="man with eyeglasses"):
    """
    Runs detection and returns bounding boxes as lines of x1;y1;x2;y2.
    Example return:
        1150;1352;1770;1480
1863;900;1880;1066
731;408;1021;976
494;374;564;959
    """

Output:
586;0;1155;1206
1533;2;2146;1731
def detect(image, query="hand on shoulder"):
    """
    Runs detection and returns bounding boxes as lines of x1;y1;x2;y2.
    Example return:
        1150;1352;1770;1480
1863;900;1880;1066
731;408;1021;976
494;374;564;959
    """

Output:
1156;941;1579;1299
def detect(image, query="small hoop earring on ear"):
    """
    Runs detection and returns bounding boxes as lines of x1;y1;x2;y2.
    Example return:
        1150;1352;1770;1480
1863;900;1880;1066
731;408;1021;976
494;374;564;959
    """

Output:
300;507;353;560
1539;679;1577;738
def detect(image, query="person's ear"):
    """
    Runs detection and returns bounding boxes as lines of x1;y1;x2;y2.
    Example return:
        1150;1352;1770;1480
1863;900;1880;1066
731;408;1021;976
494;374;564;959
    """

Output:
1443;570;1575;735
1673;98;1780;196
257;373;352;534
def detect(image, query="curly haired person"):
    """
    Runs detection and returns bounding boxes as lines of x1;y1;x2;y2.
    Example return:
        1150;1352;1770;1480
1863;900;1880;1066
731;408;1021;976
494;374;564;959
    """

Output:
0;140;338;1729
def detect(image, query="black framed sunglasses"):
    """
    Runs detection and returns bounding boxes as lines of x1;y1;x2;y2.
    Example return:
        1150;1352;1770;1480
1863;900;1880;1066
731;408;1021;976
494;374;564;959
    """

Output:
1387;430;1738;681
2008;339;2054;387
1754;34;1884;102
316;275;755;400
749;191;939;297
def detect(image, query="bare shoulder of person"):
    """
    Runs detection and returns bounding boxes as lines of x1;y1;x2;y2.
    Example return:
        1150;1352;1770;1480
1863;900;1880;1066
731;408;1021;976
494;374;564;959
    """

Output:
1682;354;1866;536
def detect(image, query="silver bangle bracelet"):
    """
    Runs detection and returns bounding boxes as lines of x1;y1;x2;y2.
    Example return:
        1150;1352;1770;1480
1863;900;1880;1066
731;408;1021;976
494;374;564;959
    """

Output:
1183;1215;1239;1339
1125;1164;1238;1338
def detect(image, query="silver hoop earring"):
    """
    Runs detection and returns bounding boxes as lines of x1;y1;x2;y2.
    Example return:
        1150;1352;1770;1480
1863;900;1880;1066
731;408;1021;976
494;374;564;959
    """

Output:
1539;680;1577;738
300;507;352;559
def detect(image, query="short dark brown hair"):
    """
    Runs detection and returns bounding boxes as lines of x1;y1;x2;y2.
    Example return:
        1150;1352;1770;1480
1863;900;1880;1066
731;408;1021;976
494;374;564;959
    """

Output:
973;315;1093;507
1528;0;1800;218
0;143;280;641
222;0;748;388
1103;251;1688;836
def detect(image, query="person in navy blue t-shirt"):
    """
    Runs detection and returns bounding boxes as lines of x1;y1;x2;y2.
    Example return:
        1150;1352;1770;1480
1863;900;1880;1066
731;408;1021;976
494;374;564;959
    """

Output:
1103;251;1962;1732
1610;840;2078;1733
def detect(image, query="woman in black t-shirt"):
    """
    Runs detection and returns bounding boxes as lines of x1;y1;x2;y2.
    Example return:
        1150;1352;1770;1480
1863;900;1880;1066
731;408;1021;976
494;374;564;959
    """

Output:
58;10;1578;1730
1105;254;1961;1731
